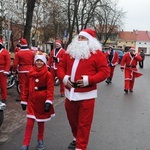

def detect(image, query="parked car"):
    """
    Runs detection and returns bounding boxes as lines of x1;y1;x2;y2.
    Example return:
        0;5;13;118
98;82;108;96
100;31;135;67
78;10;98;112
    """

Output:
102;48;124;64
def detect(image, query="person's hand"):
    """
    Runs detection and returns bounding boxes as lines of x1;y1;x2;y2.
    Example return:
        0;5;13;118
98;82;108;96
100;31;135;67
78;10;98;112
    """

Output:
67;78;73;88
44;103;52;112
76;79;84;87
21;104;27;111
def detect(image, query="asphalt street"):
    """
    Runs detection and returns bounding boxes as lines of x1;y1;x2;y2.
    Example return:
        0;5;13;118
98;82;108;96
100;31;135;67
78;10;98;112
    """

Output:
0;56;150;150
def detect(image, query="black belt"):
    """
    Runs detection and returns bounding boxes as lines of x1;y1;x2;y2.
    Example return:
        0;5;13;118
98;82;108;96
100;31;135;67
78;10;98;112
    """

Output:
35;86;47;91
126;65;136;68
70;81;80;88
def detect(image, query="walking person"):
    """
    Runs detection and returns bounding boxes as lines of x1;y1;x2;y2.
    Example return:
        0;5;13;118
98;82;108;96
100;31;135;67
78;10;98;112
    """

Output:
0;39;10;105
12;38;34;101
20;54;55;150
47;39;65;97
120;46;143;93
105;45;119;84
139;49;145;68
57;28;109;150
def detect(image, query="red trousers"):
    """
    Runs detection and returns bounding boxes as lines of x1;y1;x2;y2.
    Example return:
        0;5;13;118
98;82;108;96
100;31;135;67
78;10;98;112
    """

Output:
0;72;7;100
65;98;95;150
22;118;44;146
18;73;29;101
108;66;115;79
50;68;64;95
124;78;135;91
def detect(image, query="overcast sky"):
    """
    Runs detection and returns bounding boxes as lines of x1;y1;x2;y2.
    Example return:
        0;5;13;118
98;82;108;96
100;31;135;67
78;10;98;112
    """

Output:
118;0;150;31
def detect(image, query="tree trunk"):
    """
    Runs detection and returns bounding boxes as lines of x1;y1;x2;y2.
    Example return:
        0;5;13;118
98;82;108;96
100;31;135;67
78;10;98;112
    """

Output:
23;0;36;46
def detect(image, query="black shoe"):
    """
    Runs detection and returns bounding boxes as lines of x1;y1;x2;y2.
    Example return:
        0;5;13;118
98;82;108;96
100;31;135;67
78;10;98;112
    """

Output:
61;94;65;97
1;100;6;103
68;140;76;149
130;90;133;92
105;80;110;84
124;89;128;93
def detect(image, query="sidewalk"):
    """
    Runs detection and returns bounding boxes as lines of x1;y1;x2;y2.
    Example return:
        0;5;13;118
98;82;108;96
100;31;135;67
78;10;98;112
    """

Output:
0;85;64;144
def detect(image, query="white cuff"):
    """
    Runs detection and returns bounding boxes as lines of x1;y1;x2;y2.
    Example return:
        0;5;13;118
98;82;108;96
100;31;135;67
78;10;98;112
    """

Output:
63;75;70;85
45;100;53;104
82;75;89;86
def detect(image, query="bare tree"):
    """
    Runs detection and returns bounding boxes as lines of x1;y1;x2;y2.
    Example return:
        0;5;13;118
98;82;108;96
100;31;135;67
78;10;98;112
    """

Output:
24;0;36;46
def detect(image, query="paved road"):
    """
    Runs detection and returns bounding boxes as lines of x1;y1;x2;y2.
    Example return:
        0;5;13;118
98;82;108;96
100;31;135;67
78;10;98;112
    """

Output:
0;56;149;150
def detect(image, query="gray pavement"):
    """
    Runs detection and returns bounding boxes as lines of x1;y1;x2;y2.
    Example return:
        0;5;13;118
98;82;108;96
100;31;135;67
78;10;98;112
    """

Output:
0;56;150;150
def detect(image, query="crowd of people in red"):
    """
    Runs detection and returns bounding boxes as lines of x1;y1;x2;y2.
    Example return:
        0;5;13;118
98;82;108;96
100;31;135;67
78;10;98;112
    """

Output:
0;28;144;150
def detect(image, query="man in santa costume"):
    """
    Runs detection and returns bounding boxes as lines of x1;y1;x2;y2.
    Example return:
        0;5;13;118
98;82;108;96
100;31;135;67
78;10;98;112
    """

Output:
47;39;65;97
13;38;34;101
105;45;119;84
57;28;109;150
0;39;10;105
120;46;143;93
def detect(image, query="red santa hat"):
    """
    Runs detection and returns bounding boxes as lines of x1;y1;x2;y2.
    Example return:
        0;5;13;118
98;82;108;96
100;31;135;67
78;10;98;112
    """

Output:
20;38;28;47
79;28;96;40
130;46;136;51
55;40;62;46
34;54;47;64
0;39;3;45
109;45;113;49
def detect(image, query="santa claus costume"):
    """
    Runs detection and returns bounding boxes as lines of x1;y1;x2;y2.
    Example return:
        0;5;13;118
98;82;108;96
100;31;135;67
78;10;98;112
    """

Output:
20;54;55;150
12;38;34;101
0;39;10;104
47;39;65;97
105;45;119;84
120;46;143;93
57;28;109;150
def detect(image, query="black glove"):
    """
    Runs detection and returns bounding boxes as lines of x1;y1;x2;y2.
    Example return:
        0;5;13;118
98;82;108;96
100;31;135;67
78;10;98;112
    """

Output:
44;103;52;112
21;104;27;111
53;56;58;63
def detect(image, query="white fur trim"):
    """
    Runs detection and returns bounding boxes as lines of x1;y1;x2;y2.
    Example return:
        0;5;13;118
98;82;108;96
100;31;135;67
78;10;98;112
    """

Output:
82;75;89;86
3;71;9;74
63;75;70;85
27;114;55;122
79;31;93;40
20;101;27;105
34;55;47;64
45;100;53;104
65;88;97;101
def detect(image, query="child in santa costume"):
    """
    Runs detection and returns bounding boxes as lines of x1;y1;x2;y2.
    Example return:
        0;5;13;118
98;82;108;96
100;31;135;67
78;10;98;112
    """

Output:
0;39;10;105
120;46;143;93
20;54;55;150
105;45;119;84
57;28;109;150
12;38;34;101
47;39;65;97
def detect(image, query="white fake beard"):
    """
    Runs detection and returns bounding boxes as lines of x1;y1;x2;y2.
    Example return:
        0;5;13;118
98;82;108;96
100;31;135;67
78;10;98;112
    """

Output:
66;38;91;59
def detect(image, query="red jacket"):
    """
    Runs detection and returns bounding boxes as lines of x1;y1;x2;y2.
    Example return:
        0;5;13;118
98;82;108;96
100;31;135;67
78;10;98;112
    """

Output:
0;48;10;74
120;52;143;79
13;49;34;73
57;50;109;101
21;66;55;122
47;48;65;70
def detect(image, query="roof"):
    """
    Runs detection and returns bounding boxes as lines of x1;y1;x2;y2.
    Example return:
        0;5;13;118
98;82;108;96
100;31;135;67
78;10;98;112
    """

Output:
118;30;150;42
135;30;150;41
118;31;136;41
